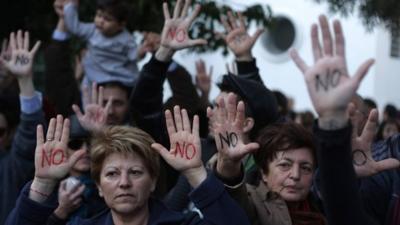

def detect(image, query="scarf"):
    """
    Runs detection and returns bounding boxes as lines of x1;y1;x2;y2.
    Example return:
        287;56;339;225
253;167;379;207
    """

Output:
287;199;327;225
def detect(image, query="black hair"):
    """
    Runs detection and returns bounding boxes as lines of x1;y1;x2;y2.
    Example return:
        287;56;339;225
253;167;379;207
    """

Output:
384;104;398;120
97;0;130;23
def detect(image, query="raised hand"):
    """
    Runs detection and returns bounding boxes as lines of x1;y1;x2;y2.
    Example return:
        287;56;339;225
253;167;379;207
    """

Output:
0;30;41;78
160;0;207;50
220;11;263;61
349;105;400;177
31;115;86;202
151;105;206;188
290;15;374;129
209;93;259;178
195;59;212;95
72;82;111;133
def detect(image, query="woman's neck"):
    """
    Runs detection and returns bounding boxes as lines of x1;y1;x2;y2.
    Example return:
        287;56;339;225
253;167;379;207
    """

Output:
111;204;150;225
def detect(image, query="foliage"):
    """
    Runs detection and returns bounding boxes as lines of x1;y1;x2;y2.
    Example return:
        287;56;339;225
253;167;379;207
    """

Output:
315;0;400;30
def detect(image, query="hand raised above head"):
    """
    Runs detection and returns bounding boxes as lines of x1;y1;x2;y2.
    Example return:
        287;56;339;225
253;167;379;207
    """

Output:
160;0;207;51
72;82;111;133
219;11;263;61
1;30;41;79
289;15;374;130
151;105;206;188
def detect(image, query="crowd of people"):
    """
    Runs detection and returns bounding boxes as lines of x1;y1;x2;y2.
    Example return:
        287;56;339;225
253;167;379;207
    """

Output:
0;0;400;225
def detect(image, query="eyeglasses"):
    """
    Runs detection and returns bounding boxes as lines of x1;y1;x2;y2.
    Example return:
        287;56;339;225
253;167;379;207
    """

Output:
67;138;90;151
0;128;7;137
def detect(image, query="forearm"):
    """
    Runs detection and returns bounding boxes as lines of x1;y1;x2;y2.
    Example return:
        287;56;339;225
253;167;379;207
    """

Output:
315;122;378;225
18;76;35;98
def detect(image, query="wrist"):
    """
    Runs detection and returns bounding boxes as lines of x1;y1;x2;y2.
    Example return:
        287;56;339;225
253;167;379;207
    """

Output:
54;206;70;219
18;76;35;97
30;178;57;202
216;156;242;179
155;46;175;62
318;110;348;130
235;52;253;62
182;165;207;189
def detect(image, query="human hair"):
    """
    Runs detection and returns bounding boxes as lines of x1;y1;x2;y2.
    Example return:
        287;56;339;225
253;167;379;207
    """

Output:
375;119;400;141
98;81;132;99
96;0;130;23
384;104;398;120
363;98;377;109
272;90;288;117
253;122;316;175
90;126;159;183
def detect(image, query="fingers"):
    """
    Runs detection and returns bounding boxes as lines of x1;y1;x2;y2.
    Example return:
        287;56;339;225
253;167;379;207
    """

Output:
227;93;237;122
163;2;171;20
69;149;87;167
173;0;183;19
238;12;246;29
30;41;41;57
216;96;227;123
250;28;264;45
227;11;239;30
173;105;183;132
23;31;29;51
60;118;70;144
180;0;191;18
91;82;98;104
36;124;44;146
206;106;213;119
360;108;379;141
333;20;345;57
54;115;64;141
72;104;84;119
187;38;207;47
311;24;322;62
187;4;201;26
9;32;16;51
352;58;374;86
235;101;246;125
165;109;177;136
242;142;259;155
97;86;104;106
151;143;170;159
181;109;191;132
289;48;309;74
16;30;23;50
347;103;359;139
319;15;333;56
192;115;199;138
46;118;56;141
375;158;400;173
220;15;232;33
82;85;90;107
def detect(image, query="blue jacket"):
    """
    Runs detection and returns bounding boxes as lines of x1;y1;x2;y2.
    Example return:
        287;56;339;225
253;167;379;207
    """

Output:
5;173;251;225
0;109;45;224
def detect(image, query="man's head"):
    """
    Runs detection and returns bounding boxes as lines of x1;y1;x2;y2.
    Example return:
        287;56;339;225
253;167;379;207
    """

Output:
211;74;279;140
95;0;130;36
99;81;131;125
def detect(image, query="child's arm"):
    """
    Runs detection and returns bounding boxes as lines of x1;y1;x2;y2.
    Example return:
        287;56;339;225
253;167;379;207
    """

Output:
63;1;95;40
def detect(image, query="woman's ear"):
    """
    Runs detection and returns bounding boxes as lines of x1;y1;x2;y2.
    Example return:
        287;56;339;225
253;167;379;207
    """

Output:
151;178;157;192
243;117;255;133
261;169;269;184
96;183;103;197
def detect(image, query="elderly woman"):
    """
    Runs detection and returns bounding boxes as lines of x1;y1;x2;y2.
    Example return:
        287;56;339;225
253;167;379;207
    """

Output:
6;104;250;225
211;93;326;225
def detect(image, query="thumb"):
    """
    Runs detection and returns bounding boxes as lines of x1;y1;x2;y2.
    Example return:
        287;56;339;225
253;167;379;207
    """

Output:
68;149;86;167
242;142;259;155
375;158;400;173
151;143;171;159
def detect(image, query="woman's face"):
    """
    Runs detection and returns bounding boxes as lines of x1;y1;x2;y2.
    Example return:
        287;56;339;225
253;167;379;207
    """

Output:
383;123;399;140
262;148;314;202
97;152;156;215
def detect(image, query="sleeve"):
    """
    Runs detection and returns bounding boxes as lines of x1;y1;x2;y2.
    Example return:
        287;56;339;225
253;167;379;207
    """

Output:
314;122;379;225
235;58;264;84
187;173;251;225
63;3;95;40
44;39;81;117
4;182;57;225
129;55;171;144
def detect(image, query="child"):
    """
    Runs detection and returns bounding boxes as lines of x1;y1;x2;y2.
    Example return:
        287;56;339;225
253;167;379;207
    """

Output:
63;0;139;87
